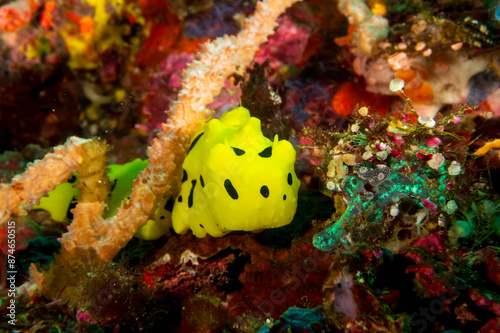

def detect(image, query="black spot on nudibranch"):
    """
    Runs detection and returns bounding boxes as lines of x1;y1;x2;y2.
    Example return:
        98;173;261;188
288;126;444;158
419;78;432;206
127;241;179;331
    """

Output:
188;179;196;208
259;146;272;158
200;224;204;229
283;194;287;200
224;179;239;199
188;132;204;153
232;147;246;156
287;173;293;185
67;196;77;220
260;185;269;198
110;179;118;192
68;175;77;183
182;169;188;182
164;197;175;212
178;195;183;203
200;175;205;187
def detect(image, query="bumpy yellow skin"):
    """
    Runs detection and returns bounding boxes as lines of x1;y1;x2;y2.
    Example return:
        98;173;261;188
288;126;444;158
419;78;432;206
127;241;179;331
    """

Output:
171;106;300;238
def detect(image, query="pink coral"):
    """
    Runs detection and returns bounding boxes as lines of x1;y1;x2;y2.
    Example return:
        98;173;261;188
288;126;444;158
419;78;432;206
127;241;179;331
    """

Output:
0;0;41;32
143;252;235;299
473;247;500;287
426;136;441;148
0;223;36;254
255;15;312;69
138;53;194;132
469;288;500;316
151;229;333;320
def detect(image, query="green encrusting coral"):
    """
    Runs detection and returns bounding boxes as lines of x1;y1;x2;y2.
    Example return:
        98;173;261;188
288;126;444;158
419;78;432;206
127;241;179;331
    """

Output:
313;160;436;252
309;98;500;252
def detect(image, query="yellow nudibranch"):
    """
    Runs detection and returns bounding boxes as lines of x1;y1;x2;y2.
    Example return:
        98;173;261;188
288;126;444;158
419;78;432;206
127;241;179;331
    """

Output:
168;106;301;238
37;107;300;240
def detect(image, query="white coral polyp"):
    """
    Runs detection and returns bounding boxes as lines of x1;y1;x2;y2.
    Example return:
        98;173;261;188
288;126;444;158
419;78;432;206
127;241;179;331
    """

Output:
448;161;461;176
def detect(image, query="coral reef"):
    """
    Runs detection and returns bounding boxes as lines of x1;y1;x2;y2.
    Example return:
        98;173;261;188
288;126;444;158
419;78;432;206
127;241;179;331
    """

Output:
1;0;500;331
303;89;484;251
0;137;91;225
1;0;301;263
337;0;389;56
0;0;41;32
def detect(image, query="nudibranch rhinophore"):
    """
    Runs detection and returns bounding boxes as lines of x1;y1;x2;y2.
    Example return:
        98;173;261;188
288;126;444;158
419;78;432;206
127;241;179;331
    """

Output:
170;106;300;238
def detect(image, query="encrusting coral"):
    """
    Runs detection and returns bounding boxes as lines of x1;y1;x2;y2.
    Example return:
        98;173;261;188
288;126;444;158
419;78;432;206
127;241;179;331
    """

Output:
0;0;42;32
0;0;300;273
337;0;388;56
304;78;498;254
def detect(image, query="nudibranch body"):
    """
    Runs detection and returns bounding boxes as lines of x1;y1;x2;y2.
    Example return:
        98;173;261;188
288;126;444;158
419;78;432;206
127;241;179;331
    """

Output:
36;107;300;240
171;106;300;238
